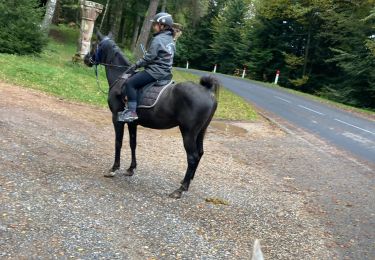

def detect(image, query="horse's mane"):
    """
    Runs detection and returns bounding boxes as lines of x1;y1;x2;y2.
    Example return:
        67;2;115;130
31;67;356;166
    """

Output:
102;38;131;67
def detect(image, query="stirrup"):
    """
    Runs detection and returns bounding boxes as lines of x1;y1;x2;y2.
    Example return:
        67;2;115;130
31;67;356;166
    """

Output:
117;110;138;122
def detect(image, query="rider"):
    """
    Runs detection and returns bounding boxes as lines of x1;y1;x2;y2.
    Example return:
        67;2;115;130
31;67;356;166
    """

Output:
118;12;176;122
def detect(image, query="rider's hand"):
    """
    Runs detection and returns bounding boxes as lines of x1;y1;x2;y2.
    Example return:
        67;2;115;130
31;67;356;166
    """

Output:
128;64;138;73
135;60;143;68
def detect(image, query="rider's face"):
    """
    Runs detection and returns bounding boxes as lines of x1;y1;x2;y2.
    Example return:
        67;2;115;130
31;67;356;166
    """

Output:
152;23;161;33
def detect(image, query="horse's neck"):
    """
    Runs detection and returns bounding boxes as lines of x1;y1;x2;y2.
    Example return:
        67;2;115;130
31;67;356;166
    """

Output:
105;67;124;87
103;48;131;87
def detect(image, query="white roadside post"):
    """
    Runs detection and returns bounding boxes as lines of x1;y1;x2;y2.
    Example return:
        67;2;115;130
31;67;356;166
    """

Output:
274;70;280;84
213;64;217;73
186;61;189;69
76;1;103;60
242;67;246;78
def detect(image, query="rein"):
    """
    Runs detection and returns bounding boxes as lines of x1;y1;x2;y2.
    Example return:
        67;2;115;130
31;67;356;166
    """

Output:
94;64;109;95
90;56;131;95
94;64;131;95
91;58;129;68
90;38;133;95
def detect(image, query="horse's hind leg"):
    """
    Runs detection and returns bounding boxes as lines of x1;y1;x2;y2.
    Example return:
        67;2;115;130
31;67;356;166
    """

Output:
178;129;205;184
170;128;200;199
105;117;125;177
192;129;206;180
125;122;137;176
191;106;215;180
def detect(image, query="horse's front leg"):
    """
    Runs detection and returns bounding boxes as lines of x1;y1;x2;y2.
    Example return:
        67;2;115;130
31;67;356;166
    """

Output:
104;116;125;177
125;122;137;176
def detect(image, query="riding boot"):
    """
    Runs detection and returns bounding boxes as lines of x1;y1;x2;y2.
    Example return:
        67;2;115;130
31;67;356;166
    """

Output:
117;101;138;122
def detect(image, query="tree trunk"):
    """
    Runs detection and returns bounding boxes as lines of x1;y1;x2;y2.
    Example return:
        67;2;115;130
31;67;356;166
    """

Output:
303;24;312;77
76;0;85;26
134;0;160;59
52;0;61;25
161;0;167;12
110;0;123;41
118;9;126;44
131;15;141;51
99;0;111;31
41;0;58;33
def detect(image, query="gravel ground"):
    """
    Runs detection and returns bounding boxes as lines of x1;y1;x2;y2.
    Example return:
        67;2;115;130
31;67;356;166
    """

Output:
0;82;373;259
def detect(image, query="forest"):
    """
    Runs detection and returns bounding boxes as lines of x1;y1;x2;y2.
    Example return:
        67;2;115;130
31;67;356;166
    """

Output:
1;0;374;109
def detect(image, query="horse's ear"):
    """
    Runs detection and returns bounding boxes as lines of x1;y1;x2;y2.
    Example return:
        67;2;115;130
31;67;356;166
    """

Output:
96;29;104;41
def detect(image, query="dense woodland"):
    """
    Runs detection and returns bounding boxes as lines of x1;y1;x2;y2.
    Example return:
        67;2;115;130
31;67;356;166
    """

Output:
1;0;374;109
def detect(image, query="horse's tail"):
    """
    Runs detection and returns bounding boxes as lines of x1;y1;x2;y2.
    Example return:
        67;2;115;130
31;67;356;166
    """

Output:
200;75;220;100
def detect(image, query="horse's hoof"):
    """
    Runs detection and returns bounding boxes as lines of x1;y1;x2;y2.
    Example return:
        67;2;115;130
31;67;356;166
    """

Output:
104;168;119;177
169;189;182;199
124;168;135;176
104;172;116;177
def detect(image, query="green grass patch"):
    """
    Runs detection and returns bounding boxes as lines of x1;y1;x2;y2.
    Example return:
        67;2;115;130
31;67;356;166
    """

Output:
0;41;108;106
0;25;257;121
216;88;257;120
172;70;257;121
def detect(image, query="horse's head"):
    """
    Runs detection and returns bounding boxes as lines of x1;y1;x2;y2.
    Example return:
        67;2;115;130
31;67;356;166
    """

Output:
84;31;131;68
84;31;112;67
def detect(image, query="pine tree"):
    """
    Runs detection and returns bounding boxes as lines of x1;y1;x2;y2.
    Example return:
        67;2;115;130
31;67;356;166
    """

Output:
211;0;249;74
174;0;226;70
0;0;46;54
318;1;375;108
245;8;303;84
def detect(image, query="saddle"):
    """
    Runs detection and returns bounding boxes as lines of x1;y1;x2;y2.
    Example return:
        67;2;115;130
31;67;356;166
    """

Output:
137;75;174;108
114;72;174;109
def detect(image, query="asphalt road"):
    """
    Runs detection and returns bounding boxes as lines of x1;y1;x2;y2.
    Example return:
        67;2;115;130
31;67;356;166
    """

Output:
182;68;375;164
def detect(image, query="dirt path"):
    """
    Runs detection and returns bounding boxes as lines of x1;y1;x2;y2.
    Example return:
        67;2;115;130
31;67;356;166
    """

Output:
0;82;373;259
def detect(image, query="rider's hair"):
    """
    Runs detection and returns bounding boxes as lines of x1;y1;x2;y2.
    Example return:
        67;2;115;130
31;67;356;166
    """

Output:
160;24;176;38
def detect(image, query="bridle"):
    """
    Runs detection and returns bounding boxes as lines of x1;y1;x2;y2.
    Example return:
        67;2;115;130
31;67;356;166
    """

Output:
89;38;131;94
90;38;129;67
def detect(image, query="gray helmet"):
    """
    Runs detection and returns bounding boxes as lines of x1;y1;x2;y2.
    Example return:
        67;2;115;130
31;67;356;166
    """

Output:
150;12;173;27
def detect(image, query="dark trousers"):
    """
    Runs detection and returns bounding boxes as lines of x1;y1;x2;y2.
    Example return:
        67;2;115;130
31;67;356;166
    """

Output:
122;71;155;102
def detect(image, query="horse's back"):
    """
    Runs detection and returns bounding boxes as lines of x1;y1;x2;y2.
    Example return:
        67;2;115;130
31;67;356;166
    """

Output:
136;81;216;130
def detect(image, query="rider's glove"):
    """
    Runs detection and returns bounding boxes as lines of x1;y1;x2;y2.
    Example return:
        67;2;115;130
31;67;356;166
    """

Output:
127;64;137;73
135;59;144;68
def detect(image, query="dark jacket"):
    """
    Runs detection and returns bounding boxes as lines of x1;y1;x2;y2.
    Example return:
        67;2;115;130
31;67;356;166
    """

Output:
135;30;175;80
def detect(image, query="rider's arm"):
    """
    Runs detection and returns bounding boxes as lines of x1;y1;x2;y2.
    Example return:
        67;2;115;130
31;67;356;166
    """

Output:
135;38;161;68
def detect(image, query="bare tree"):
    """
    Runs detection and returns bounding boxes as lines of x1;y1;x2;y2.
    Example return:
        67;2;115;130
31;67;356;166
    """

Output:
110;0;124;41
134;0;160;58
99;0;111;31
131;15;141;51
41;0;58;33
161;0;167;12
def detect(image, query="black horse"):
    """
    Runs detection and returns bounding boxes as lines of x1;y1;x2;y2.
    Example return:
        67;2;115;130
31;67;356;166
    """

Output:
84;33;219;198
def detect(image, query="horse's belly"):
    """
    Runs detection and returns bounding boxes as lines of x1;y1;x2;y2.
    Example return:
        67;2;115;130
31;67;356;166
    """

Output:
138;120;178;130
137;112;178;129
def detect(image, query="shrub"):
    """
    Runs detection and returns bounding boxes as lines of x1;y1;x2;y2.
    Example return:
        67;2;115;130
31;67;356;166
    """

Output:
0;0;46;55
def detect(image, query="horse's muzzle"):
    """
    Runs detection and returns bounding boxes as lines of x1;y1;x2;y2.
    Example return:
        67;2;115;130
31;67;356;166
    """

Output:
83;54;94;67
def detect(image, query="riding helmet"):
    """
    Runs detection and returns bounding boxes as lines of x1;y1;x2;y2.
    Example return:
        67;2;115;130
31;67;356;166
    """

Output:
150;12;174;27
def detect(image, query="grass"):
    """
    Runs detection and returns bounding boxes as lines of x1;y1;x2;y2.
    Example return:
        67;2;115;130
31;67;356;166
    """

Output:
0;25;257;121
172;70;257;120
